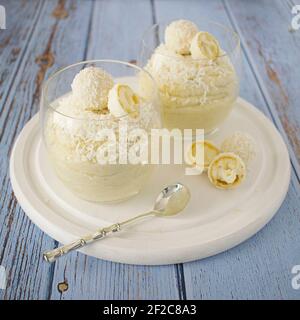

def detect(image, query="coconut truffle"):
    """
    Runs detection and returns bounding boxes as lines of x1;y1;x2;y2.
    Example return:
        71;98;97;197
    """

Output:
71;67;114;111
165;20;198;55
221;131;256;166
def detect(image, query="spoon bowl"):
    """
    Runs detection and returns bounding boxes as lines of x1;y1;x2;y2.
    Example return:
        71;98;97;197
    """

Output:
153;183;191;217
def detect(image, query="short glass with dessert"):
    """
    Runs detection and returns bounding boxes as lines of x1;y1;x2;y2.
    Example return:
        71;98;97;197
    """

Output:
139;19;240;134
41;60;160;203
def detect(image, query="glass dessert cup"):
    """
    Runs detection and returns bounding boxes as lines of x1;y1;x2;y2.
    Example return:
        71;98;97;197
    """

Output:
41;60;160;203
138;20;241;134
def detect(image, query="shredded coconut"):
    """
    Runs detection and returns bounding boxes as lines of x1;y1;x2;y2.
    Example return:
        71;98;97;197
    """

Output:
165;20;198;55
46;92;158;163
221;131;256;166
142;44;237;108
71;67;114;111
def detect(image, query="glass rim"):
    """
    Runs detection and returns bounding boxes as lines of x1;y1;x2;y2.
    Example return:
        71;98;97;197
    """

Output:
140;20;241;61
41;59;158;121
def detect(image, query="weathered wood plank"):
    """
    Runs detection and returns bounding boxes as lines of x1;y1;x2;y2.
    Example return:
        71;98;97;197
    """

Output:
50;254;181;300
0;0;93;299
154;0;300;299
0;0;43;116
86;0;154;61
225;0;300;175
49;0;181;300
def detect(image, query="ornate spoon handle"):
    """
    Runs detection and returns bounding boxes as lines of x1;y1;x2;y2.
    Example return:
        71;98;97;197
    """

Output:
43;223;121;263
43;211;154;263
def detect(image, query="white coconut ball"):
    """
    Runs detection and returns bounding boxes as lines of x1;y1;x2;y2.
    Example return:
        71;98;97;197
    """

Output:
165;20;198;55
221;131;256;166
71;67;114;111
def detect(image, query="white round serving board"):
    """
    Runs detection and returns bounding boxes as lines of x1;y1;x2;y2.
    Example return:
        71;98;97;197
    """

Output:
10;97;290;265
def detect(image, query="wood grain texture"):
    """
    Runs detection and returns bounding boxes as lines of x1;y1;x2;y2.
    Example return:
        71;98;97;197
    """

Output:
86;0;154;61
154;0;300;299
49;0;181;300
0;0;43;140
0;0;94;299
50;254;181;300
225;0;300;177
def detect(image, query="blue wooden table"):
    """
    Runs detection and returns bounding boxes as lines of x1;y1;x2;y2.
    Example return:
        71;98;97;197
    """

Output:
0;0;299;300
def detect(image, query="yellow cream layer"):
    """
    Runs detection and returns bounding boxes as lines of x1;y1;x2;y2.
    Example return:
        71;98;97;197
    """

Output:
141;44;238;132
